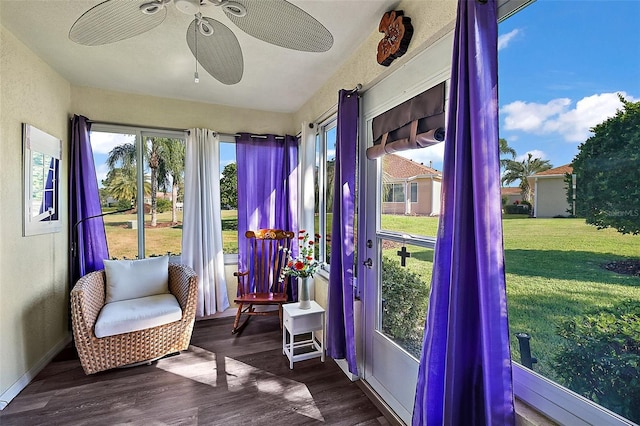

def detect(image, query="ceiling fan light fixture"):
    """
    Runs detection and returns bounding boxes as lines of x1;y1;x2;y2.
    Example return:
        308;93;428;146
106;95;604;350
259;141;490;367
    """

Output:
174;0;200;15
198;18;214;36
222;2;247;18
140;0;170;15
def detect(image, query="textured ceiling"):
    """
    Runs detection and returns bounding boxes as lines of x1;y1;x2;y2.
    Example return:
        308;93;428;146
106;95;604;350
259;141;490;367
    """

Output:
1;0;395;112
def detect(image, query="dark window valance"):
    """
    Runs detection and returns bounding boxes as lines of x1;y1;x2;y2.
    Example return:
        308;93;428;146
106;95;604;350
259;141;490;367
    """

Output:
366;81;446;160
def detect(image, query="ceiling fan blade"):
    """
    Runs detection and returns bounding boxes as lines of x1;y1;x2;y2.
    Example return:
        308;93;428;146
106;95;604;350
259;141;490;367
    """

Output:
186;17;244;85
224;0;333;52
69;0;166;46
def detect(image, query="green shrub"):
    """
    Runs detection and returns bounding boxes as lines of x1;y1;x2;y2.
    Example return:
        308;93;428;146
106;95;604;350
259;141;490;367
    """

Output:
381;256;430;341
115;199;133;211
504;204;530;214
155;199;171;213
553;300;640;423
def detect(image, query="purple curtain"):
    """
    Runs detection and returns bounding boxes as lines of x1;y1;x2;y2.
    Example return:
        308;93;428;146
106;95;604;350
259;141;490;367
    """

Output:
412;0;515;425
236;133;298;296
326;90;359;375
70;115;109;285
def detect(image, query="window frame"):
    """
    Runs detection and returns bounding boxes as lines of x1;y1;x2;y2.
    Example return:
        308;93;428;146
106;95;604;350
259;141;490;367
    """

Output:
91;123;186;259
409;181;418;203
355;4;634;421
217;137;240;263
315;114;337;272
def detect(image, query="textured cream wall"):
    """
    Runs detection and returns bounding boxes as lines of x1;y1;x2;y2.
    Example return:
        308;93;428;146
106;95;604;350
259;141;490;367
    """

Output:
297;0;456;309
71;86;296;136
0;26;72;398
293;0;456;126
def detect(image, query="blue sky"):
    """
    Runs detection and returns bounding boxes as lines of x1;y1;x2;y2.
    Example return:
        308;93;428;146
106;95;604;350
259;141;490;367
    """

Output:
91;0;640;183
403;0;640;172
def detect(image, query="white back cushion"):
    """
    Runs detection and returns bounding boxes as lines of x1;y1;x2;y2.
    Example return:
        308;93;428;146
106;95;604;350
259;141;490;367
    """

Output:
104;256;169;303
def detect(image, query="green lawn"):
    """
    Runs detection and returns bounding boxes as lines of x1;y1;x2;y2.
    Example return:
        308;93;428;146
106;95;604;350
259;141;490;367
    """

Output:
104;209;639;382
380;214;640;382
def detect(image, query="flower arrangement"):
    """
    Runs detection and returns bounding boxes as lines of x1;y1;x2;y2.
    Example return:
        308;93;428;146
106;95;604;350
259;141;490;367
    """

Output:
278;230;321;282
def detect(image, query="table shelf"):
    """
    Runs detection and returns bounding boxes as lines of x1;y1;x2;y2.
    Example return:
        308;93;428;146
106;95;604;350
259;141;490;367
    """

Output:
282;301;325;369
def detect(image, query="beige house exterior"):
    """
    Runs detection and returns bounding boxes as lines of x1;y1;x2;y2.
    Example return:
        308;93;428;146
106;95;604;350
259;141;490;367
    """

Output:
528;164;574;218
501;187;522;205
382;154;442;216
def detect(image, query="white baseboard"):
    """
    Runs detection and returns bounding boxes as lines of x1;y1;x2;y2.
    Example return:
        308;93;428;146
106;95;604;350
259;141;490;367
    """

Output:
334;358;359;382
0;334;72;410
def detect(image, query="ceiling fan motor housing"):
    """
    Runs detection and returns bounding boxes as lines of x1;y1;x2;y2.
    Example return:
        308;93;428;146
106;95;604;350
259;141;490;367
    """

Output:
174;0;200;15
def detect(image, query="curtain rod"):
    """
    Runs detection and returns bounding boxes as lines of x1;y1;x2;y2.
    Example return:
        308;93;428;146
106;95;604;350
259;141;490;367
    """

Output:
346;83;363;97
69;117;189;133
69;117;289;140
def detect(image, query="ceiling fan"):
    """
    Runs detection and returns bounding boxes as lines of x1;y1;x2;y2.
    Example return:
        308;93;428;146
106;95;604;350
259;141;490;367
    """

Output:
69;0;334;85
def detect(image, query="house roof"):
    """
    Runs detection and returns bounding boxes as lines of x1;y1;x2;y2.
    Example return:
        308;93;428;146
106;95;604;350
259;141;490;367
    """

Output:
501;187;521;196
382;154;441;179
532;164;573;177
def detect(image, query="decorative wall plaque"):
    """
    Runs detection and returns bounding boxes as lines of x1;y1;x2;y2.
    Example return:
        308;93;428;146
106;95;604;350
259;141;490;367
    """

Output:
377;10;413;67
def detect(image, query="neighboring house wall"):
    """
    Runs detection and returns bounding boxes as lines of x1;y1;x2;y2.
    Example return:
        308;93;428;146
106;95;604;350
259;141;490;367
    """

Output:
414;177;436;215
533;176;571;218
381;177;440;216
501;188;521;205
0;26;72;404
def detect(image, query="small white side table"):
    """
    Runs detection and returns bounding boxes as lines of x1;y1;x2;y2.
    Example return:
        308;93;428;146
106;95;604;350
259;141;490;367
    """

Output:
282;301;325;369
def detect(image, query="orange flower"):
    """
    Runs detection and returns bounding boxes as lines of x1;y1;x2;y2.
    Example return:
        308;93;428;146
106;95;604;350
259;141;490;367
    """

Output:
306;256;313;260
288;261;293;267
294;261;305;270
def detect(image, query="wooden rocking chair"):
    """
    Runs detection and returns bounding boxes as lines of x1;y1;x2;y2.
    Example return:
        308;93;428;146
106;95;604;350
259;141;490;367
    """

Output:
232;229;295;334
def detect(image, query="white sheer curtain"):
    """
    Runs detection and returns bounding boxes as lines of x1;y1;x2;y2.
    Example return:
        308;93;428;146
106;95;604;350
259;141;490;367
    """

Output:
181;128;229;317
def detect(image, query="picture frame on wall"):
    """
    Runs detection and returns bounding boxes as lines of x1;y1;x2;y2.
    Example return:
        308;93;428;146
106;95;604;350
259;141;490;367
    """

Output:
23;123;62;236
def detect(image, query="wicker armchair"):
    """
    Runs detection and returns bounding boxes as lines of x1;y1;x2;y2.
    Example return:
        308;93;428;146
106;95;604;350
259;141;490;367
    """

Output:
71;263;198;375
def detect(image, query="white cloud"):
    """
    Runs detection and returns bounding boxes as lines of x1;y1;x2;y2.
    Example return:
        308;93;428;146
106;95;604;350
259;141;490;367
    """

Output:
90;132;135;154
501;98;571;133
501;92;635;142
498;29;520;51
397;143;445;170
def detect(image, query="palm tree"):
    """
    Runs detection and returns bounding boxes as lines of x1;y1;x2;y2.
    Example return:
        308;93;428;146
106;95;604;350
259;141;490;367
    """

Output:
107;137;185;227
156;138;186;224
103;168;150;207
501;153;553;203
499;138;517;173
499;138;516;158
106;143;137;207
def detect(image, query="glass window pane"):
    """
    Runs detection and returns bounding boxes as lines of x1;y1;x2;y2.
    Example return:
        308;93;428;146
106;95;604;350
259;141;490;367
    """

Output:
219;142;238;253
392;184;405;202
324;126;337;265
499;1;640;421
91;131;138;259
410;182;418;203
143;137;185;257
379;240;433;359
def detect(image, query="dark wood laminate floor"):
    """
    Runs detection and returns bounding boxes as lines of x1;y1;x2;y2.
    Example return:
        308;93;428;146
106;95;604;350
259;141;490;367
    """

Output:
0;316;388;426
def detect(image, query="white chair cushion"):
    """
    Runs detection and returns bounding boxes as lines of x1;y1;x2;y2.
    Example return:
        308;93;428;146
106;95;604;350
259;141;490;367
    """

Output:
94;293;182;338
104;256;169;303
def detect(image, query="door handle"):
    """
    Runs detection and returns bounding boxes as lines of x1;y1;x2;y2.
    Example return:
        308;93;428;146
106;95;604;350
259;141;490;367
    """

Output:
363;258;373;268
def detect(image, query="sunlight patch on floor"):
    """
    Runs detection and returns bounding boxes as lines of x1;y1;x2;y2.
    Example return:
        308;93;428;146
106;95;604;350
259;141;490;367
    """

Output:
156;345;324;421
